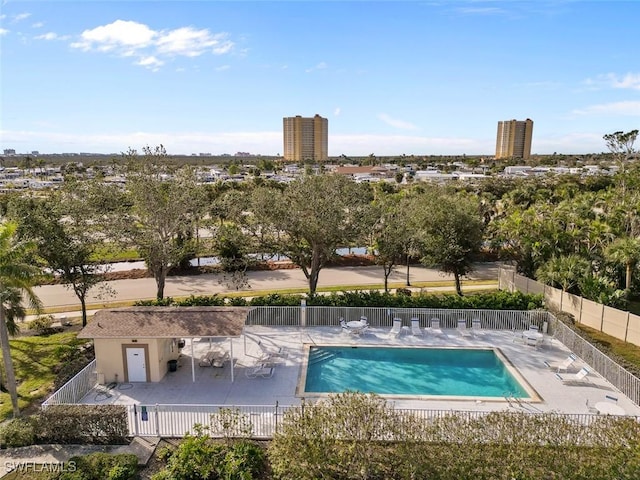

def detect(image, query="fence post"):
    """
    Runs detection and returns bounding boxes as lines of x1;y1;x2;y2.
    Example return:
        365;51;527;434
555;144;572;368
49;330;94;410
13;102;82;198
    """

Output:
133;405;139;436
155;404;160;437
300;299;306;327
625;312;630;342
274;401;279;435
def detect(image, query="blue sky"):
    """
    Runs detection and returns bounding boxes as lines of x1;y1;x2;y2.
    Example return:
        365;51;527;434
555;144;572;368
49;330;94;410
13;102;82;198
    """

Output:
1;1;639;157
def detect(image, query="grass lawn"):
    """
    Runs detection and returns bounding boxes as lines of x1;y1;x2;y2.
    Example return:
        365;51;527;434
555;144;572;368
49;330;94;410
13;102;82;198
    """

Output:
0;331;84;421
576;323;640;374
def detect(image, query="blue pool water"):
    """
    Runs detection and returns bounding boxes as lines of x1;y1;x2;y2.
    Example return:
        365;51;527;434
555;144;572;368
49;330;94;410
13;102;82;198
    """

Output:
304;346;529;398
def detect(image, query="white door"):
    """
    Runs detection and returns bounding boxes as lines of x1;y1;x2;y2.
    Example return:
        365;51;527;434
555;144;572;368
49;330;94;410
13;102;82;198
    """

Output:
126;347;147;382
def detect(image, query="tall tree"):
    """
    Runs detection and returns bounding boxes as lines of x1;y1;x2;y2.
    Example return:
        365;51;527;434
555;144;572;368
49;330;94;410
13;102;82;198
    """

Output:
605;237;640;291
414;192;484;296
604;129;639;197
0;221;42;418
369;195;416;292
250;174;370;295
119;146;205;299
9;184;110;327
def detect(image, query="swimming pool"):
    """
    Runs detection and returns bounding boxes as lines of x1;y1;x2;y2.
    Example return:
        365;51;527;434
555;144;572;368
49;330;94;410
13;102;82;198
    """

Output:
301;346;533;399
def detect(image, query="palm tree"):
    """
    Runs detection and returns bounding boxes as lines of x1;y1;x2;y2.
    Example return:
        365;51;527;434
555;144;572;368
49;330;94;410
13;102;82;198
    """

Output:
536;254;590;293
605;237;640;291
0;221;42;418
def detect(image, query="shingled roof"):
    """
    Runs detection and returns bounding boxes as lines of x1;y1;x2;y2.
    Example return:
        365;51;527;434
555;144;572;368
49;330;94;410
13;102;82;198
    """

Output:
77;306;249;339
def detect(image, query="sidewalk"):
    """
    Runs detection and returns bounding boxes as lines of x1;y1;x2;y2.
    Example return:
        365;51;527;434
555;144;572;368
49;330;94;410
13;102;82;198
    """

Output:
0;437;158;478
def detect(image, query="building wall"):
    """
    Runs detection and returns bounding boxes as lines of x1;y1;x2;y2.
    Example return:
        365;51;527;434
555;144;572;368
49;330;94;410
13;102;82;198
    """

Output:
495;119;534;159
283;114;328;161
94;337;180;383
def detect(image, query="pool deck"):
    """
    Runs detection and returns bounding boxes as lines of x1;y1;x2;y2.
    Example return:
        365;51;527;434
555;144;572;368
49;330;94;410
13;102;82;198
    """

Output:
80;326;640;416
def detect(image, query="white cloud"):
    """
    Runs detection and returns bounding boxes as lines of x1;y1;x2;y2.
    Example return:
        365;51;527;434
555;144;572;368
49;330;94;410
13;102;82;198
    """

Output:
69;20;235;70
35;32;69;41
583;73;640;91
12;13;31;23
377;113;419;130
32;22;44;28
455;7;506;15
305;61;327;73
0;128;611;156
0;28;8;36
572;101;640;116
334;107;341;116
215;65;230;71
1;127;495;156
136;56;164;71
608;73;640;90
72;20;156;51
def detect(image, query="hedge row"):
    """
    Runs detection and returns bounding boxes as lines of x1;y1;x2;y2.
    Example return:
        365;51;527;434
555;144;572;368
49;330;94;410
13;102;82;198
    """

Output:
0;405;129;448
135;290;544;310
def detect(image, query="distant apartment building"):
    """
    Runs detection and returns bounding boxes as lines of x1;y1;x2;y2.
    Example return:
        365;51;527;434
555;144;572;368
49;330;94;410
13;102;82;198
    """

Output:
495;119;534;159
283;114;328;162
3;149;16;155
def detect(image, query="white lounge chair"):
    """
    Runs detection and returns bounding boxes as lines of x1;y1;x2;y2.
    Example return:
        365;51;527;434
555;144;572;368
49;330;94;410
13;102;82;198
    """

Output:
471;319;483;336
544;353;577;373
457;319;471;337
389;318;402;338
556;367;590;385
245;363;275;379
340;318;350;332
410;318;423;336
428;318;446;337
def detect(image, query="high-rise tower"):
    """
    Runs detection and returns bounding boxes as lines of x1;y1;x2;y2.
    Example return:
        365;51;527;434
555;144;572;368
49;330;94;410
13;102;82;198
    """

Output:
495;119;534;159
283;114;328;162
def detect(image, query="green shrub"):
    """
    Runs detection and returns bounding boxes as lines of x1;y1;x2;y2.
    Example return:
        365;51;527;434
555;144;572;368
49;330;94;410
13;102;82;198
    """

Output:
151;425;267;480
133;297;174;306
0;417;36;448
28;314;56;335
34;405;128;445
175;295;225;306
59;453;138;480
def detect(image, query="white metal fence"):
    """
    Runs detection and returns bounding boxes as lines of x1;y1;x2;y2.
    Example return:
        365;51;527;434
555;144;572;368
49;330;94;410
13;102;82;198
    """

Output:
551;316;640;405
41;307;640;437
42;359;97;407
248;306;551;330
124;402;638;442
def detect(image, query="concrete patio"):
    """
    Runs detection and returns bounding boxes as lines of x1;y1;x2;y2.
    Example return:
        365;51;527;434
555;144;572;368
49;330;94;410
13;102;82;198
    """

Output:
79;325;640;417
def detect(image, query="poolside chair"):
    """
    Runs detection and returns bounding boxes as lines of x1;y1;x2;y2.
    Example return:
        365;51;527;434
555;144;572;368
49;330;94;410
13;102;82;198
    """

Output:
410;318;423;336
245;362;275;379
556;367;591;385
457;319;471;337
428;318;446;338
471;319;483;336
340;318;350;332
198;348;229;368
388;318;403;338
544;353;577;373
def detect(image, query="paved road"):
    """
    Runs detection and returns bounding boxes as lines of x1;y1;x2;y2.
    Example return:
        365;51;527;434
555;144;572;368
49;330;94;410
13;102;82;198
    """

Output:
33;263;499;309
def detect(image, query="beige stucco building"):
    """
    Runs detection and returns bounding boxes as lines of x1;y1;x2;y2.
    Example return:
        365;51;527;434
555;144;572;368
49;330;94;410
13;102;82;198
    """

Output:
283;114;328;162
78;307;248;384
495;119;534;159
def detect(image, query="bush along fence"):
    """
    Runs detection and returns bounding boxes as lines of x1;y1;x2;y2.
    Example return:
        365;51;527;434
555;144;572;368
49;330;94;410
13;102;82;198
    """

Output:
134;289;544;310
